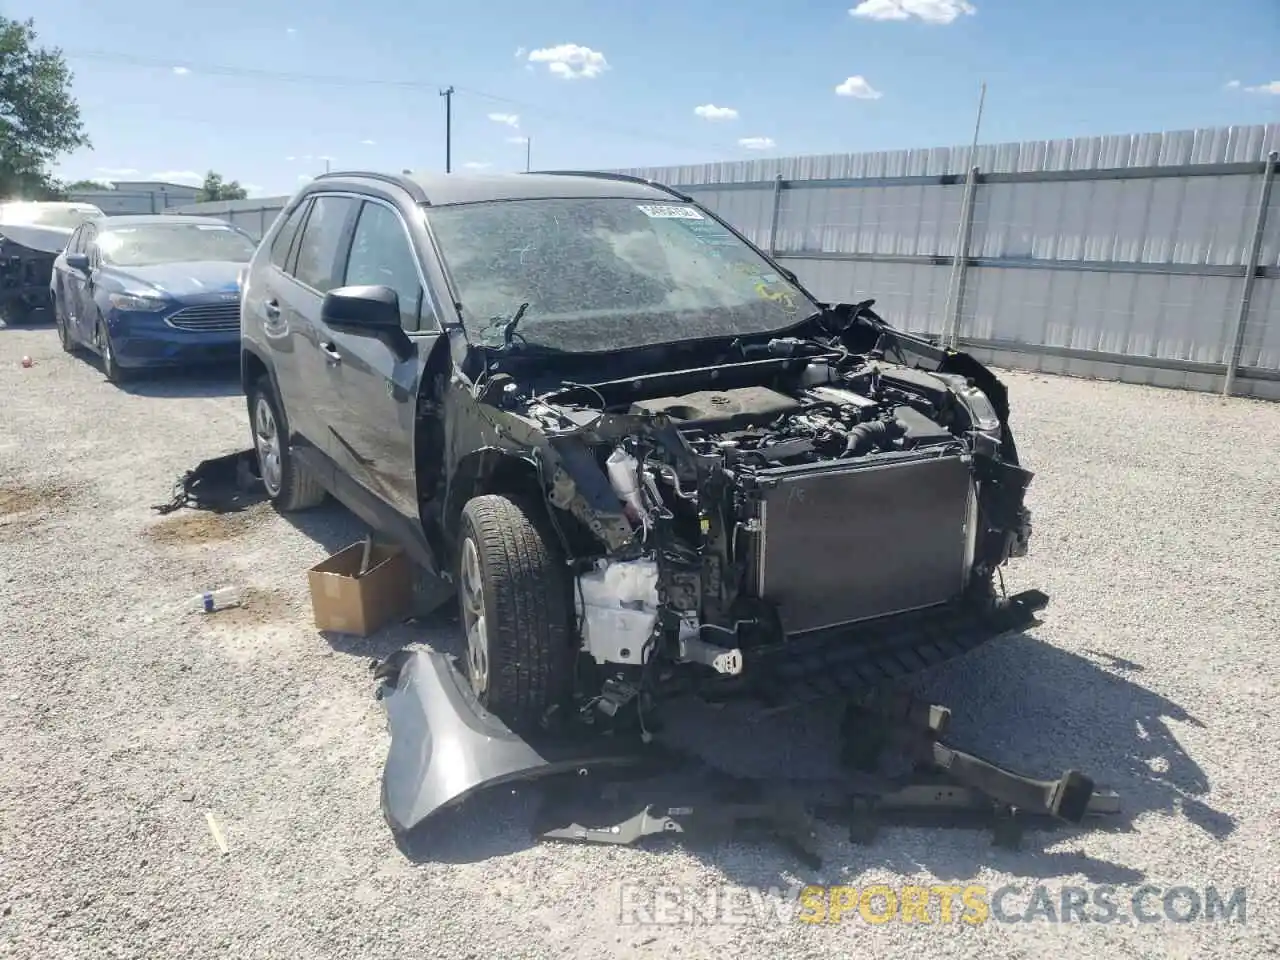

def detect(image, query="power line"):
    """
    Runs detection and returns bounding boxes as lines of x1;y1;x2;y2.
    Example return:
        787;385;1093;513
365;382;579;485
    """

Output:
61;49;720;155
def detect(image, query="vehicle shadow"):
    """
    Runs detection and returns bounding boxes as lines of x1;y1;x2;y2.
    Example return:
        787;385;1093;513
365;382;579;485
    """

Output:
0;310;54;329
118;363;243;398
389;631;1230;886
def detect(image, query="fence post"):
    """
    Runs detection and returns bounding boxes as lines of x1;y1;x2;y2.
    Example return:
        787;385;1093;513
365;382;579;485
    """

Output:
943;165;980;348
767;174;784;256
1223;150;1277;398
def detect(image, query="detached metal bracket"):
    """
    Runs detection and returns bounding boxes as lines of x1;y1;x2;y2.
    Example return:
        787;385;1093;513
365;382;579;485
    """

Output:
823;775;1122;851
836;692;1118;849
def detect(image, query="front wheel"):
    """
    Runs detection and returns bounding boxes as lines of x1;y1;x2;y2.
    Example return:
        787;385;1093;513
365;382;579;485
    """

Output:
54;297;75;353
248;376;327;511
456;494;574;730
95;319;128;383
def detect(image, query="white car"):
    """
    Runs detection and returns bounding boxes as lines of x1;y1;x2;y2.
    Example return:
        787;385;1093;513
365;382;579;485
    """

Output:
0;201;104;323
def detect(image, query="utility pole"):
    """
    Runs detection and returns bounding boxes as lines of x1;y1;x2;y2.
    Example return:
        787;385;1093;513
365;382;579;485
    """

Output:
439;86;455;173
525;136;531;173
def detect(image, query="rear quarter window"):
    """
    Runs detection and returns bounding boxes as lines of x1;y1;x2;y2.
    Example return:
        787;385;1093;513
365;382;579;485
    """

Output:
269;201;310;272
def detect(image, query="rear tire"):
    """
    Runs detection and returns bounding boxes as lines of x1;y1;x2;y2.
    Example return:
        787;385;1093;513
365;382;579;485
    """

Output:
248;375;327;511
456;494;574;730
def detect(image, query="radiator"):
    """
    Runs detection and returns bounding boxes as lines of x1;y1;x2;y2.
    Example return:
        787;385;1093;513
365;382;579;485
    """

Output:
748;452;978;636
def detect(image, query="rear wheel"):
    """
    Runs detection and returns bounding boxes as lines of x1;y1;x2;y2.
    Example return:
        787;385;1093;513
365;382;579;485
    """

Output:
248;376;327;511
456;494;574;730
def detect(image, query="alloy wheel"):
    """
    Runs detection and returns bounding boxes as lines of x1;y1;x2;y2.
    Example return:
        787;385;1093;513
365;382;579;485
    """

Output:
459;536;490;698
253;396;284;497
55;304;71;351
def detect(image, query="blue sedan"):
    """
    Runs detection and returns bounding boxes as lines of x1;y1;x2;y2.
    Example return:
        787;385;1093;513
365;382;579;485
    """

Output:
50;215;258;383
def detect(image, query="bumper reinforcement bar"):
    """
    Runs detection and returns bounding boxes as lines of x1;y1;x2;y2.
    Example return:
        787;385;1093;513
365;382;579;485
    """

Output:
700;589;1050;707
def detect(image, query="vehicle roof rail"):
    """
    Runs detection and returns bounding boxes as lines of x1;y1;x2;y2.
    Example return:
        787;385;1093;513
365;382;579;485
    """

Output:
527;169;693;203
312;170;428;203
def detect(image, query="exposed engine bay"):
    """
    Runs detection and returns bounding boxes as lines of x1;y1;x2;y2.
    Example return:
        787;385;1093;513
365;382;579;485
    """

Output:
472;301;1038;714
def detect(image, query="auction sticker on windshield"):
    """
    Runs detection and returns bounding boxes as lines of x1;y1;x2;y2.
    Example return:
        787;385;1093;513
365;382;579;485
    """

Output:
637;204;705;219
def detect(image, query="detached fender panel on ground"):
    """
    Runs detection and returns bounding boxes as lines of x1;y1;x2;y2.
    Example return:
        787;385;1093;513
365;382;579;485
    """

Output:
377;648;659;835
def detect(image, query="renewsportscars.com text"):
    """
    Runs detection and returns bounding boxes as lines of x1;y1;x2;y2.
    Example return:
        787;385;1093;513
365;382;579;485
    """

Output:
618;883;1248;926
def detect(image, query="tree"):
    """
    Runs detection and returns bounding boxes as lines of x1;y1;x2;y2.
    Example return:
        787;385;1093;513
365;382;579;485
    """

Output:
0;17;90;199
64;178;108;191
196;170;248;202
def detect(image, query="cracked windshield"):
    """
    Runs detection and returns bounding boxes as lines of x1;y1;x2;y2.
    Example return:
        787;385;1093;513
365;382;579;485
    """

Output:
425;197;816;352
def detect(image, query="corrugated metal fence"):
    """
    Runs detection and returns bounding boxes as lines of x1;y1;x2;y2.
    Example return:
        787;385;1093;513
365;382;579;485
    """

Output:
616;124;1280;400
175;123;1280;399
173;197;291;241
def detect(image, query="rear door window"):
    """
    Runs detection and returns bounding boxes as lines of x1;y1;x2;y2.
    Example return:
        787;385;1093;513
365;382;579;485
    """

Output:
292;195;359;293
342;201;432;332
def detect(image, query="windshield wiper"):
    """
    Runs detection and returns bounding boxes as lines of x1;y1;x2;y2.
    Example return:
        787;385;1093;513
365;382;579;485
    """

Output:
501;301;530;348
477;301;532;350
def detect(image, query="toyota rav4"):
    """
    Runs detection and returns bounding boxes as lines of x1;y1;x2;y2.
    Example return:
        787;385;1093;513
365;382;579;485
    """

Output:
239;170;1042;732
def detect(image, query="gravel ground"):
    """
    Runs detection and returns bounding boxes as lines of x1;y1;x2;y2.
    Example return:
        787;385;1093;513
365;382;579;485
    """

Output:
1;323;1278;960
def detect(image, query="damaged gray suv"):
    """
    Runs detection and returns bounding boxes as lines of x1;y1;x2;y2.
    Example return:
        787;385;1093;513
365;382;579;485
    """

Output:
240;169;1041;734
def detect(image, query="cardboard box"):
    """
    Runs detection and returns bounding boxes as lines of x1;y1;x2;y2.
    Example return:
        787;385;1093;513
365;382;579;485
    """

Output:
307;541;413;636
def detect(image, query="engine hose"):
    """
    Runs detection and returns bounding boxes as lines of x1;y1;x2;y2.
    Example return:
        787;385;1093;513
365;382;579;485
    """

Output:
843;417;904;456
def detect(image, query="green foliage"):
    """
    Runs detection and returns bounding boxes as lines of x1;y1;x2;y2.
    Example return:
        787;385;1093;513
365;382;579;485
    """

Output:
197;170;249;202
0;17;90;199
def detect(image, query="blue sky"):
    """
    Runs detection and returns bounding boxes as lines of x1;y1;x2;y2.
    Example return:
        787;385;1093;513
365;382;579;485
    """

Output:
14;0;1280;197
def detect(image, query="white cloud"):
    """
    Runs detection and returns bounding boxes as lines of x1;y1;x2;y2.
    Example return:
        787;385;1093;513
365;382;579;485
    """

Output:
738;137;776;150
243;184;262;194
513;46;526;59
297;174;314;182
506;135;530;145
463;161;492;170
1245;80;1280;95
849;0;975;24
95;167;139;177
527;44;609;80
360;139;376;145
172;66;190;76
286;27;297;35
835;75;883;99
488;112;520;127
1225;80;1242;89
148;170;202;184
694;103;739;121
285;155;296;161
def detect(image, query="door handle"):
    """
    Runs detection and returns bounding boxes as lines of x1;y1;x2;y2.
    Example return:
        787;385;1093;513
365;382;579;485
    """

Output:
320;341;342;364
264;299;281;319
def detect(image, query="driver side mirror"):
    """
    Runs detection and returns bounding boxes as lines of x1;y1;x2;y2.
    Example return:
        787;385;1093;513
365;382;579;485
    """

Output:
321;285;414;360
66;252;91;273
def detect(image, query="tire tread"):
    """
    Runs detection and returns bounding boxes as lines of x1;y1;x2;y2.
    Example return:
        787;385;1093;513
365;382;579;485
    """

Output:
460;494;572;726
